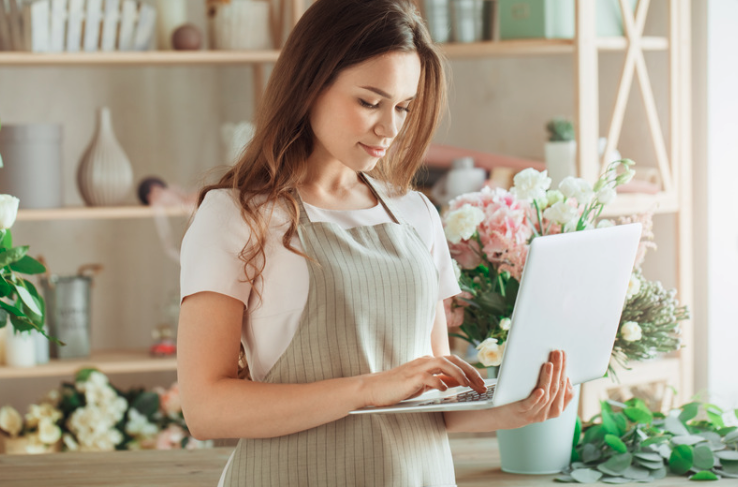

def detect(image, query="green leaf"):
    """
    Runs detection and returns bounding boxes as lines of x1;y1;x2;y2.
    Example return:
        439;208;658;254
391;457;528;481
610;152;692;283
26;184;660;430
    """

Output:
715;451;738;461
75;368;100;383
688;471;719;481
621;465;651;480
1;229;11;249
680;402;701;423
605;434;628;453
601;478;630;484
10;255;46;275
666;415;690;436
571;468;603;484
131;392;160;419
0;278;12;296
723;430;738;444
613;412;628;435
0;245;28;268
625;407;653;425
719;426;738;437
669;444;694;475
706;410;724;429
634;453;663;463
598;453;633;475
602;404;621;436
642;436;668;448
9;313;35;332
672;435;708;446
13;283;42;317
583;424;606;446
692;444;715;470
554;475;574;483
582;443;601;464
573;415;582;447
720;460;738;474
0;308;6;328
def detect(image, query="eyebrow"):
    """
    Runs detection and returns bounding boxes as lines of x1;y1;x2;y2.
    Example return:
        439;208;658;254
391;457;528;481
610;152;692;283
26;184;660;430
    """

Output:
360;86;416;102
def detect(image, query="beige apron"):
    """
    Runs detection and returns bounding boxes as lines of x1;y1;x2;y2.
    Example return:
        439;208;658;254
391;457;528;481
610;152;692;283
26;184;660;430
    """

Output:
222;174;456;486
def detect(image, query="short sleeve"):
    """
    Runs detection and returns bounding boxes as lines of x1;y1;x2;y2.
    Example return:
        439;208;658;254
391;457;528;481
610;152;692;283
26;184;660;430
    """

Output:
179;189;253;307
417;192;462;301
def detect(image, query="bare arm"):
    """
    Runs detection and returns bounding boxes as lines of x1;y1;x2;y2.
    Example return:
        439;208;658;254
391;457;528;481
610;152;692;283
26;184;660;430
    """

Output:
177;292;486;440
429;301;576;433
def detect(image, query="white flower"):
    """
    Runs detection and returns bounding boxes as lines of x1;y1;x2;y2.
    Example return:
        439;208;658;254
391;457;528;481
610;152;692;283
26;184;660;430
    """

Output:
451;259;461;281
0;405;23;437
63;433;79;451
23;434;49;454
0;195;19;230
25;403;62;429
545;189;564;207
596;186;617;205
626;273;642;299
559;177;594;205
621;321;643;342
597;219;615;229
543;201;578;225
444;204;485;244
125;409;158;438
499;318;511;331
476;338;506;367
37;417;62;444
511;168;552;202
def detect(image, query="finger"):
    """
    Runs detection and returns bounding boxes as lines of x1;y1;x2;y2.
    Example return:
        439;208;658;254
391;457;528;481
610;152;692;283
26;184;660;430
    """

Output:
423;357;470;389
530;361;553;413
425;373;450;392
548;351;563;403
520;387;545;412
435;374;464;388
549;355;569;417
445;355;486;392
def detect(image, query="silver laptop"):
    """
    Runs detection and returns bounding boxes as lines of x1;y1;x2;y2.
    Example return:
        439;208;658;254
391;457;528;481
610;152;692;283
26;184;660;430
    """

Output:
350;223;642;414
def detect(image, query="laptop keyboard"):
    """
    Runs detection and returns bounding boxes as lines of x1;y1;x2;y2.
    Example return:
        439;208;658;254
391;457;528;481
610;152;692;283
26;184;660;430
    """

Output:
419;384;496;406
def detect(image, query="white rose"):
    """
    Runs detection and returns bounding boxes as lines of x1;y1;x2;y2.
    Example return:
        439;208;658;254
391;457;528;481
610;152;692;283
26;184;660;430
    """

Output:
0;405;23;437
511;168;552;202
38;417;62;444
499;318;511;331
597;219;615;229
543;201;578;225
25;403;63;429
476;338;506;367
0;195;19;230
451;259;461;281
596;186;616;205
621;321;643;342
626;273;642;299
444;204;485;244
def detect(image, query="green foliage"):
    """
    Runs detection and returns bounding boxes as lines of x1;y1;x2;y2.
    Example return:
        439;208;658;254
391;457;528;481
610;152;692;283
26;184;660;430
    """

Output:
558;399;738;484
546;118;575;142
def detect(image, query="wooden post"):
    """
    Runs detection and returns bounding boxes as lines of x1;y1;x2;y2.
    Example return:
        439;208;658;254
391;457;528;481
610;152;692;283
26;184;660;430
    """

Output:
574;0;599;183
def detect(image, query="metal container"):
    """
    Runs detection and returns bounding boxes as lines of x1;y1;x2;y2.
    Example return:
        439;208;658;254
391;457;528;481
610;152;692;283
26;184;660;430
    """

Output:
450;0;495;43
41;264;102;359
423;0;451;43
0;124;63;209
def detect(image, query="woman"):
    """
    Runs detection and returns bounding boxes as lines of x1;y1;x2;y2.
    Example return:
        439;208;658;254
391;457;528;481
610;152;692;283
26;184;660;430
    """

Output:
178;0;575;485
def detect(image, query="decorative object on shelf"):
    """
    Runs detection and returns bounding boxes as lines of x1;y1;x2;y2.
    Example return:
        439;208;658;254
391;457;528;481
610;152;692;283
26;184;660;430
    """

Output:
442;160;686;474
0;368;212;454
498;0;638;40
422;0;451;43
558;398;738;484
450;0;495;43
0;123;63;209
430;157;487;207
149;323;176;357
5;326;37;367
154;0;186;50
171;23;202;51
76;106;134;206
207;0;272;50
41;263;102;360
545;117;576;188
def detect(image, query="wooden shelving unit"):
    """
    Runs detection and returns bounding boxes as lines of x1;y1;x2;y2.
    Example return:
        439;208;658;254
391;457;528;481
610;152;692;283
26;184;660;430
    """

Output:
16;205;194;222
0;350;176;379
0;50;280;66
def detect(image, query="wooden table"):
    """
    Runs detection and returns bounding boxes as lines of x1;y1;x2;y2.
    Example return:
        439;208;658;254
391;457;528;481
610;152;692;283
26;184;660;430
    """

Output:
0;435;693;486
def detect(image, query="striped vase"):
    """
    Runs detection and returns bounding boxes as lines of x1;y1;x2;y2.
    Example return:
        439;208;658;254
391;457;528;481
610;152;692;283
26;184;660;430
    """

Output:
76;107;133;206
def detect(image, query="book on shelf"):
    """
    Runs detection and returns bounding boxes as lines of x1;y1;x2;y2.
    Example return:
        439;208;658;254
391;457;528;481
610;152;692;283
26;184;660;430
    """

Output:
49;0;67;52
65;0;84;52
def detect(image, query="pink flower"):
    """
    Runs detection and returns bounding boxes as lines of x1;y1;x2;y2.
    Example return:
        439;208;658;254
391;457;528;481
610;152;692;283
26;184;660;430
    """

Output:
449;240;483;270
156;424;186;450
157;383;182;419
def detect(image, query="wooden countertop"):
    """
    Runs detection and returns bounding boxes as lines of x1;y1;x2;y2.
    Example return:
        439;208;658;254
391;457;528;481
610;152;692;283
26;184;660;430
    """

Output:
0;434;692;486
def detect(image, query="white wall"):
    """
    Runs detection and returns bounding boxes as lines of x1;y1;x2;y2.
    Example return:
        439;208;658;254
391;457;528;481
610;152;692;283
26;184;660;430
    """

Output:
692;0;738;409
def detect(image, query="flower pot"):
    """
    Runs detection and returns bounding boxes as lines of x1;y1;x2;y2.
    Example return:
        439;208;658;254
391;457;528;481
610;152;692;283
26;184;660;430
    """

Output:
5;329;36;368
497;384;580;474
544;140;576;189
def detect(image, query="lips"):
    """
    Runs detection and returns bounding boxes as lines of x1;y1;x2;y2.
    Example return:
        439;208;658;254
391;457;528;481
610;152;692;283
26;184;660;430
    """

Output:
359;143;388;158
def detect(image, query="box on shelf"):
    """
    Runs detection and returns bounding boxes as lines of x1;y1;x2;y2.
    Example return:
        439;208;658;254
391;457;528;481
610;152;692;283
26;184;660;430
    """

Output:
0;0;157;52
498;0;638;40
422;0;498;44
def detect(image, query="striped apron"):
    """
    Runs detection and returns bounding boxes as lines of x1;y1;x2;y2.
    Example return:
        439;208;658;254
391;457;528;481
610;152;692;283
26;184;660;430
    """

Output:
222;174;456;486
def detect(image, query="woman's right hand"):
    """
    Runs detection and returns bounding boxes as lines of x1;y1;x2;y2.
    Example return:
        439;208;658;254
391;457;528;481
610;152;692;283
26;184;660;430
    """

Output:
360;355;487;408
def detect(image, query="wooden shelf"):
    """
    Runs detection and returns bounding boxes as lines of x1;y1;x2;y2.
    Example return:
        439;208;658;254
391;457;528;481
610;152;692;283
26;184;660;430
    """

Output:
16;205;194;222
600;191;679;217
0;349;177;379
0;50;281;66
0;37;669;66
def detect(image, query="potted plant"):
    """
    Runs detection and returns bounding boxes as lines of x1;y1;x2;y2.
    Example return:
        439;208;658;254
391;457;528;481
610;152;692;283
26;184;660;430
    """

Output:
442;160;688;474
544;117;577;188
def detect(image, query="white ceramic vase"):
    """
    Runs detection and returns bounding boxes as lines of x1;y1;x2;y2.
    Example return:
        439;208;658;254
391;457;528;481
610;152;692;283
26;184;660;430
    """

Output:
77;107;134;206
544;140;577;189
5;329;37;368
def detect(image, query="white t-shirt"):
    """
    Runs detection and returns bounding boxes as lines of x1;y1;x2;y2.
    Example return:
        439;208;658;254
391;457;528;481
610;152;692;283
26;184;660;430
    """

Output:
179;183;461;382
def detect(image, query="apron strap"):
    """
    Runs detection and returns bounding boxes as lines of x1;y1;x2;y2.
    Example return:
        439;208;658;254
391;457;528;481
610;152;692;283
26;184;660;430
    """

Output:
292;190;313;225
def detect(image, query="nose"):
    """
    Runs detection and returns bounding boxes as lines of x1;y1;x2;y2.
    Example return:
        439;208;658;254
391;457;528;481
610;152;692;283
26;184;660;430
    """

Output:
374;109;400;140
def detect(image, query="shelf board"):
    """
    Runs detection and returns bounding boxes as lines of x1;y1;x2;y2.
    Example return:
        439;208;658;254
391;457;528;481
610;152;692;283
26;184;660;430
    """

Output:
16;205;194;222
0;37;669;66
600;191;679;217
0;50;281;66
0;349;176;379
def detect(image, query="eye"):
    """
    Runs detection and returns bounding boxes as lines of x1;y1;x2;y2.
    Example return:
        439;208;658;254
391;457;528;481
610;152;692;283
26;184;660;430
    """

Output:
359;99;379;109
396;105;411;114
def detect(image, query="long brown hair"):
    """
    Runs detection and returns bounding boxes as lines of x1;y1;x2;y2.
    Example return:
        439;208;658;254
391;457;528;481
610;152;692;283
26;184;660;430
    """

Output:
198;0;447;290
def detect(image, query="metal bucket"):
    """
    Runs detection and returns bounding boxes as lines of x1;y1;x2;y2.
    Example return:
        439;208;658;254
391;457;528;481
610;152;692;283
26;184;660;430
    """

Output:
41;264;102;359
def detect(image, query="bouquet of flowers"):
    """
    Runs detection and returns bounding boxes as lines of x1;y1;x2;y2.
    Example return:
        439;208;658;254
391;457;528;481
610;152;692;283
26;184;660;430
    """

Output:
0;368;210;454
443;160;689;377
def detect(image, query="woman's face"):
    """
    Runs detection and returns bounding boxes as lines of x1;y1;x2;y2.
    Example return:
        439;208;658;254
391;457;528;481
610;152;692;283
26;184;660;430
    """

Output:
308;51;422;174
